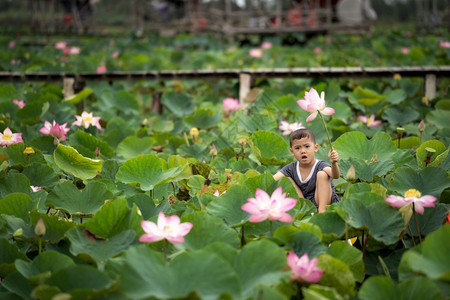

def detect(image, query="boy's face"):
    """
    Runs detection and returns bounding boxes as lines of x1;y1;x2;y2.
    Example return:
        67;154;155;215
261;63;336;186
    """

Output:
290;136;318;165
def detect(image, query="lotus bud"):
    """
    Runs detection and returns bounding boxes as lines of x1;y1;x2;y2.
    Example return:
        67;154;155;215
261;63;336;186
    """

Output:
210;144;217;156
346;165;355;181
239;136;247;146
34;218;46;236
421;97;429;106
393;73;402;81
23;147;35;154
396;127;405;139
418;120;425;132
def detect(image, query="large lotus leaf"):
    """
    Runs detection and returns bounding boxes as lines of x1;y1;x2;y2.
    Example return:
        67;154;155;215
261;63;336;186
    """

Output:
333;131;398;162
415;140;447;169
327;241;364;282
249;131;291;166
365;248;405;280
267;94;301;112
29;210;77;243
66;227;135;263
0;173;32;198
177;144;209;161
183;108;222;129
46;181;113;216
54;144;102;181
44;265;111;294
177;212;240;250
426;109;448;130
15;100;47;124
68;130;114;158
352;87;386;106
331;101;352;122
250;284;286;300
384;88;407;105
317;254;356;296
0;192;34;222
407;203;449;236
115;154;182;191
336;192;404;246
339;157;395;182
98;89;140;115
0;142;46;167
302;285;343;300
233;239;288;298
146;116;174;132
287;230;327;259
206;185;252;227
117;245;240;299
238;111;277;132
358;276;443;300
398;225;450;282
0;271;34;300
15;251;75;282
161;91;194;117
22;163;59;188
63;87;93;104
116;136;155;160
308;211;346;243
167;155;192;182
126;194;157;220
389;166;450;198
398;136;421;150
82;198;142;239
0;238;29;278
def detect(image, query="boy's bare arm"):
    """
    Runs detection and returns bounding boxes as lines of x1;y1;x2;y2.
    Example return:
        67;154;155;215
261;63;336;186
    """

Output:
273;171;284;181
328;150;341;179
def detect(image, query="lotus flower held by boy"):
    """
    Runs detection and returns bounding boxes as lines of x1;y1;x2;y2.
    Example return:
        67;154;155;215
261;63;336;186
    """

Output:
0;128;23;147
385;189;437;215
140;212;193;244
358;114;381;127
279;121;305;136
39;120;70;142
297;88;335;122
241;187;297;223
72;111;102;130
287;252;323;283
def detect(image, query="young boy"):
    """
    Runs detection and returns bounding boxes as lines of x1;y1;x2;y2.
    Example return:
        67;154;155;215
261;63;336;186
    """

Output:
273;129;340;213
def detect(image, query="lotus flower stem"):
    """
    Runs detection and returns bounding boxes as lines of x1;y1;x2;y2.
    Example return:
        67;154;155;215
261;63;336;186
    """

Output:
412;203;423;243
362;231;366;262
270;221;273;237
38;238;42;255
164;239;168;261
240;224;246;247
318;111;333;151
406;224;416;247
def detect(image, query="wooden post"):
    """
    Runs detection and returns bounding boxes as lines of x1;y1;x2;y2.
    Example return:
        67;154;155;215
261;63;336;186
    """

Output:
63;77;75;99
239;73;252;110
425;74;437;100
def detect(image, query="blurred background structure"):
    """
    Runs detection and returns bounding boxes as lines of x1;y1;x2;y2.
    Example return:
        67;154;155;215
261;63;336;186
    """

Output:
0;0;448;38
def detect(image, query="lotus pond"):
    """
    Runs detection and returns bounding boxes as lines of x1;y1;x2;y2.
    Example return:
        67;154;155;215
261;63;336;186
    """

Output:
0;27;449;299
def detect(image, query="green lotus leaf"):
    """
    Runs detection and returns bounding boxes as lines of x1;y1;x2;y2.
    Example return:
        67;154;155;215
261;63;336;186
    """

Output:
68;130;114;159
22;162;59;188
126;194;157;220
0;142;46;168
177;144;209;161
308;211;346;243
238;111;277;132
115;154;182;191
302;285;343;300
0;173;33;199
206;185;252;227
358;276;398;300
333;131;398;162
0;193;34;222
177;212;240;250
398;225;450;282
250;284;286;300
382;106;420;126
426;109;449;130
0;238;29;278
29;210;77;243
249;131;291;166
15;251;75;280
63;88;93;104
398;136;421;149
336;192;404;246
117;245;240;299
46;181;113;216
317;254;356;296
383;88;407;104
66;227;135;263
0;271;34;300
146;116;174;132
116;136;155;160
327;241;364;282
406;202;449;236
331;101;352;122
15;100;47;124
288;230;327;259
161;91;194;117
45;265;111;293
389;166;450;198
53;144;102;181
98;89;140;115
353;87;386;106
183;108;222;129
168;155;192;182
339;157;395;182
416;140;447;169
82;198;142;239
268;94;301;112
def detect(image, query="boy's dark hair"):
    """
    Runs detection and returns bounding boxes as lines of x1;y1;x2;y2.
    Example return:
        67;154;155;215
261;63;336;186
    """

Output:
289;129;316;147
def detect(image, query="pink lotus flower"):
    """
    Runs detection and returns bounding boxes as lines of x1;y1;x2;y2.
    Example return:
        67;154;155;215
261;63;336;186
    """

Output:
279;121;305;136
9;41;15;48
440;41;450;48
31;186;43;192
249;48;263;58
241;187;297;222
39;120;70;142
72;111;102;130
222;98;241;112
358;114;381;127
97;65;107;74
139;211;193;244
287;252;323;283
112;51;119;58
0;127;23;147
261;42;272;49
385;189;437;215
297;88;335;122
213;189;227;197
13;99;26;109
401;47;410;54
68;47;80;55
54;41;67;50
314;47;321;54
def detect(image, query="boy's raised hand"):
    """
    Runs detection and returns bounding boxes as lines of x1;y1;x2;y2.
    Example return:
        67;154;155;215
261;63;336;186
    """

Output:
328;150;339;164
